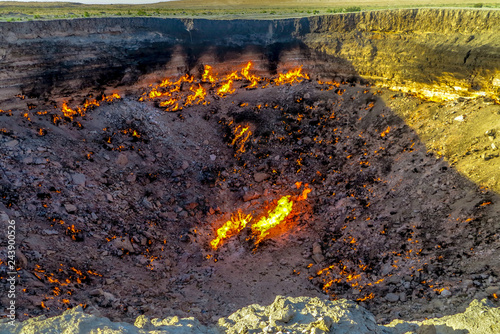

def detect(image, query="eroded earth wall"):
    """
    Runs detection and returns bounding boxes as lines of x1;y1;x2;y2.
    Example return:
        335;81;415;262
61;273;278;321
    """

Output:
1;9;499;109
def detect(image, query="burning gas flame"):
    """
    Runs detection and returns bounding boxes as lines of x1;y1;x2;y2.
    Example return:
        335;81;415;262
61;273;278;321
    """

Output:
61;102;79;120
209;183;311;249
159;77;174;88
231;124;252;153
252;195;294;244
380;126;391;137
241;62;260;88
60;94;121;121
210;210;252;250
202;65;217;84
159;97;178;107
226;71;241;81
217;80;235;97
142;63;309;112
274;67;310;86
82;98;100;109
185;84;207;106
297;184;311;201
149;88;165;99
104;93;121;102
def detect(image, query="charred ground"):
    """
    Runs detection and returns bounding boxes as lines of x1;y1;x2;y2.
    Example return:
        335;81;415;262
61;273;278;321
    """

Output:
0;69;499;325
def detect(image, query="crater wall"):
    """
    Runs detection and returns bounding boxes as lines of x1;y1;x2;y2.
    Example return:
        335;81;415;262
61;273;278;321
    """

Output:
0;8;499;107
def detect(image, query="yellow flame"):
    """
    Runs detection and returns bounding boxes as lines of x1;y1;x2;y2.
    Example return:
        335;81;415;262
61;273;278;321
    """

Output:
202;65;217;84
252;196;293;243
185;84;207;105
149;88;164;99
142;64;310;113
104;93;121;102
83;98;100;109
210;210;253;250
226;71;241;81
274;67;309;86
380;126;390;137
61;102;79;119
159;77;174;87
159;97;179;108
217;79;235;96
241;62;260;88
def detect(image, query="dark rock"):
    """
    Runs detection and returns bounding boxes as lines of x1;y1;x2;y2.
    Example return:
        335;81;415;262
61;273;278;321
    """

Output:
71;173;86;186
385;293;399;302
254;172;270;182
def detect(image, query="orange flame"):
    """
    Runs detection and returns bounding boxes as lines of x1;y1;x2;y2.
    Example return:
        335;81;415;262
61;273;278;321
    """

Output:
297;183;311;201
231;125;252;153
148;74;197;110
356;293;375;302
159;77;174;87
171;103;181;111
104;93;121;102
208;182;312;249
380;126;391;137
225;70;241;81
202;65;217;84
149;88;164;99
159;97;179;108
185;84;207;105
217;79;235;97
60;94;119;120
241;62;260;88
83;98;100;109
210;210;252;250
61;102;79;120
274;67;310;86
142;63;310;112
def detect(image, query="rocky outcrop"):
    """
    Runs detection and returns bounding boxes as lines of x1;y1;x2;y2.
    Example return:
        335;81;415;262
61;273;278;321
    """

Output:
302;9;500;102
1;296;499;333
1;9;499;109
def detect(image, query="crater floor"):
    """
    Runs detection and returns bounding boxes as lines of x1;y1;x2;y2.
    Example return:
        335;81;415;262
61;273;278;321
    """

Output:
0;72;499;325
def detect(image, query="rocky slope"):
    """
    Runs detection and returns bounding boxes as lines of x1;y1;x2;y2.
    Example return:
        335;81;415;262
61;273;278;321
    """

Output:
1;296;499;334
0;69;498;326
0;9;499;109
1;7;500;333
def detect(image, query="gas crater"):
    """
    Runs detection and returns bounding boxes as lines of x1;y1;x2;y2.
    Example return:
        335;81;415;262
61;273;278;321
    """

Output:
0;8;499;330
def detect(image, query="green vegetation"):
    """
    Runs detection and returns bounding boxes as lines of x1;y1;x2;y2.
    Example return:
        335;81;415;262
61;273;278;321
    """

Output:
0;0;498;21
345;6;362;12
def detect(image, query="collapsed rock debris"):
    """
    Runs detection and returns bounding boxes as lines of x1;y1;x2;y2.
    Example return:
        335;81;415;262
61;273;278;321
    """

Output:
2;296;500;333
0;62;499;327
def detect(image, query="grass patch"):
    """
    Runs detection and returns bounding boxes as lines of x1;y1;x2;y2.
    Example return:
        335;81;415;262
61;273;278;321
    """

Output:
0;0;498;21
345;6;362;12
